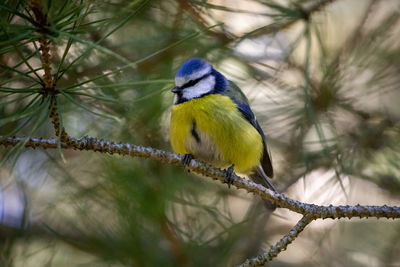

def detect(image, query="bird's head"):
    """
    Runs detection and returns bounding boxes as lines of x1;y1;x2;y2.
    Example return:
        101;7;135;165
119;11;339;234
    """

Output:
172;58;227;104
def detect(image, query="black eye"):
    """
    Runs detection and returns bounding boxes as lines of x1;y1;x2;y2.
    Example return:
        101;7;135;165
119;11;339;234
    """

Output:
181;73;211;89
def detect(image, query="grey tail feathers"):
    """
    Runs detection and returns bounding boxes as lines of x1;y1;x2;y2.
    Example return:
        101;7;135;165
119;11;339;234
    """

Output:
249;166;279;211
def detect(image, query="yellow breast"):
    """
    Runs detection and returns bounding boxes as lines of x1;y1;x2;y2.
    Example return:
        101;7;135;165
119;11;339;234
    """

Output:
169;94;263;174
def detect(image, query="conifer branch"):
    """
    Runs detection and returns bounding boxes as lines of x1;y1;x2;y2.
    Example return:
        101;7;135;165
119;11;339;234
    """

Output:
30;0;54;93
48;99;69;141
1;135;399;220
30;0;69;140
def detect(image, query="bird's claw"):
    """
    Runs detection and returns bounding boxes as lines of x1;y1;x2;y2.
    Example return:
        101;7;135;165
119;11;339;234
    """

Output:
224;165;235;188
182;154;193;172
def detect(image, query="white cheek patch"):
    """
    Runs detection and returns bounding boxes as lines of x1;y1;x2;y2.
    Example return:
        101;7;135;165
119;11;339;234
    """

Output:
182;75;215;100
175;65;212;87
173;94;178;104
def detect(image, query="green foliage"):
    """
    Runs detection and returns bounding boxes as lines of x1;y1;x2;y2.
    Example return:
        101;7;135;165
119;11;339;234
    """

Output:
0;0;399;266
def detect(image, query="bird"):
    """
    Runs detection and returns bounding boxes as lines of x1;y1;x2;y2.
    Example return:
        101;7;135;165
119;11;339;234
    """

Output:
169;58;278;209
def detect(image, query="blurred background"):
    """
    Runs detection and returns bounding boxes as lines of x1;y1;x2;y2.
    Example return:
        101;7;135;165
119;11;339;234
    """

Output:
1;0;400;266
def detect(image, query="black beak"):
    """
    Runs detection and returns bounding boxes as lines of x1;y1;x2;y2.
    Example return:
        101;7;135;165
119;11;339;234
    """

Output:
171;86;180;93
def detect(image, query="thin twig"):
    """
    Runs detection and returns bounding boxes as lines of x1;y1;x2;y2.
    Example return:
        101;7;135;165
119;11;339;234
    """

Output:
30;0;69;140
238;215;313;267
30;0;54;92
48;98;69;141
1;135;399;220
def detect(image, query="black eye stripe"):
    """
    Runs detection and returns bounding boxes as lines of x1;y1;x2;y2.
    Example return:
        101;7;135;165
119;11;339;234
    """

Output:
180;73;211;90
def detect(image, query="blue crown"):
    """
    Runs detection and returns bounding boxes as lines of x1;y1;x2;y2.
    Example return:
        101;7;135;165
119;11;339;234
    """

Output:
175;58;210;78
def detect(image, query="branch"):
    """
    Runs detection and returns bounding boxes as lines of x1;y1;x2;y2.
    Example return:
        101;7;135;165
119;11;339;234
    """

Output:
49;100;69;141
30;0;54;93
1;135;399;220
1;135;399;265
238;215;313;267
30;0;69;140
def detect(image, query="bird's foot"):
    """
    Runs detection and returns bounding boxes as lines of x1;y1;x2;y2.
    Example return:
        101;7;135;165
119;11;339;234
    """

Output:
182;154;193;172
224;165;235;188
182;154;193;166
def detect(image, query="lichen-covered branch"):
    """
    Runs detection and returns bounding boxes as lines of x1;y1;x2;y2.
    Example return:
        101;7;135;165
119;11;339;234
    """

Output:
238;215;313;267
1;135;399;220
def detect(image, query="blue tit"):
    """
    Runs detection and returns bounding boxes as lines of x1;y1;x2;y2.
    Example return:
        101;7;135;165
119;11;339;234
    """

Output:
170;58;277;209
